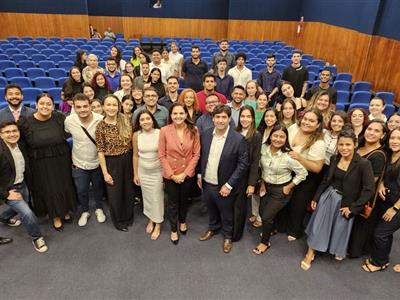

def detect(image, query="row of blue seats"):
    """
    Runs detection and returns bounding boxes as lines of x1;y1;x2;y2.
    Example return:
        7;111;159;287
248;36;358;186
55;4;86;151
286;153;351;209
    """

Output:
0;60;74;72
0;76;66;89
0;87;62;105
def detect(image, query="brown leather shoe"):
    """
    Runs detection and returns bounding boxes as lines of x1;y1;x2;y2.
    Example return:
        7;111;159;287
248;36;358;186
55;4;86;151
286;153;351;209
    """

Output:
223;239;233;253
199;230;217;241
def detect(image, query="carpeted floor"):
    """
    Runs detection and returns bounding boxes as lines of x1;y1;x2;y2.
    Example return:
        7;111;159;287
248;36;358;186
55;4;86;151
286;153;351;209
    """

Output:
0;199;398;300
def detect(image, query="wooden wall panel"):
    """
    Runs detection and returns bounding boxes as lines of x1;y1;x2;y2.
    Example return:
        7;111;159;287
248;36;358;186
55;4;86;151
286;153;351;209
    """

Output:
122;18;227;40
363;36;400;102
227;20;298;45
88;16;123;37
0;13;89;38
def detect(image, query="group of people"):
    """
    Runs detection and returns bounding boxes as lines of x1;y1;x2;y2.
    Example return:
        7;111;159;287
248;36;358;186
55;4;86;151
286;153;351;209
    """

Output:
0;40;399;275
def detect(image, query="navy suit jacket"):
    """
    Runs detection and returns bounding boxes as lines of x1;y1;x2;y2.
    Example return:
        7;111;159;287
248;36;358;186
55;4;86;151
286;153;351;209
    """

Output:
200;126;249;194
0;105;35;124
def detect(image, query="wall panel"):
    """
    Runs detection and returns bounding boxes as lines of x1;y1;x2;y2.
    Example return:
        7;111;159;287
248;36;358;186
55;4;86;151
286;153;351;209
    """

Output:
0;13;89;38
364;36;400;100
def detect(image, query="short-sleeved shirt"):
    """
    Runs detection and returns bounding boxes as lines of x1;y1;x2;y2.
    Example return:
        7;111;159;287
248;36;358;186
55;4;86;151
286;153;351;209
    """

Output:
132;104;169;128
182;59;208;92
287;124;326;161
282;65;309;98
211;51;235;71
306;84;338;104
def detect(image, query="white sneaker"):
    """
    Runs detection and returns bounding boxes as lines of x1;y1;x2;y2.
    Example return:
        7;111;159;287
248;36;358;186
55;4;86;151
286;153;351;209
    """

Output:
78;212;90;227
7;218;21;227
32;237;48;253
95;209;106;223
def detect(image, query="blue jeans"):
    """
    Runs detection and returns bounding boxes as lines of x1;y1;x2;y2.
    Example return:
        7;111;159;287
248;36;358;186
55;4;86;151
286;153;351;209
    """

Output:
0;182;42;240
72;166;104;212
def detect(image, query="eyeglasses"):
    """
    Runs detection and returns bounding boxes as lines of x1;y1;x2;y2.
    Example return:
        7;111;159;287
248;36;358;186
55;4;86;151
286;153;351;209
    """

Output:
206;100;219;105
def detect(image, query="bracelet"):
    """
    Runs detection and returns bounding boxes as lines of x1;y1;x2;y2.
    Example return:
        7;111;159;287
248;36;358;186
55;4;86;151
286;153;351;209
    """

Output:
392;206;399;212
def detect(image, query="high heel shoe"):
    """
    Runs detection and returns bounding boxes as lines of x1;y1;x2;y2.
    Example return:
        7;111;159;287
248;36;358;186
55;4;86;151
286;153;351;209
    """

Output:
170;232;179;245
300;255;315;271
179;224;188;235
53;223;64;232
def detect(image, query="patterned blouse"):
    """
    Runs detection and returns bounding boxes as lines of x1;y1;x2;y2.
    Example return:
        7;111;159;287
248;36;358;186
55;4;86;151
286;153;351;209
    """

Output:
95;121;132;156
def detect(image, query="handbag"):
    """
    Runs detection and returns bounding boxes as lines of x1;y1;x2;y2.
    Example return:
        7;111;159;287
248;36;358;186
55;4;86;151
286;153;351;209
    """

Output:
360;149;386;219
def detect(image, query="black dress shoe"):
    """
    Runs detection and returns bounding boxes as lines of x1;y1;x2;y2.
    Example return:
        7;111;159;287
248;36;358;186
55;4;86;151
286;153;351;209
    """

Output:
53;223;64;232
170;238;179;245
63;216;73;224
179;228;188;235
0;237;13;245
117;227;128;232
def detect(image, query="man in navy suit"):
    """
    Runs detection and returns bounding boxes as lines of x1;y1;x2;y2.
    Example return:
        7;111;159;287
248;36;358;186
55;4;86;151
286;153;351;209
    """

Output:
198;104;248;253
0;84;35;124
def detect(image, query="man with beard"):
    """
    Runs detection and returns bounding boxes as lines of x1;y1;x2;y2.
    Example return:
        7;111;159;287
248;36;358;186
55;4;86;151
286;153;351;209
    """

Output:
210;39;235;74
306;68;337;107
134;62;151;90
227;85;246;126
257;54;281;105
182;46;208;92
65;93;106;227
0;84;35;123
158;76;179;110
196;74;227;114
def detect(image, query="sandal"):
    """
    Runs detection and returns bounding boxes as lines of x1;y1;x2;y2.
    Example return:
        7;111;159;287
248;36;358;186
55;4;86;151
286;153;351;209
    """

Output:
146;221;154;234
252;243;271;255
151;226;160;240
288;235;297;242
249;215;257;223
335;256;344;261
393;264;400;273
252;220;262;228
362;261;389;273
301;255;315;271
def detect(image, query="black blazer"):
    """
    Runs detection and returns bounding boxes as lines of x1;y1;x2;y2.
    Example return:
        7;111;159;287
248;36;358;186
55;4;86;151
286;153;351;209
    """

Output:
314;153;375;215
0;139;31;201
246;131;262;186
200;127;249;194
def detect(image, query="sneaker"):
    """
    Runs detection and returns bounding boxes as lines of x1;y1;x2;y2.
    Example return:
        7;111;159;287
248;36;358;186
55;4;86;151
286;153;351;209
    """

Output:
95;209;106;223
78;212;90;227
32;237;48;253
6;218;21;227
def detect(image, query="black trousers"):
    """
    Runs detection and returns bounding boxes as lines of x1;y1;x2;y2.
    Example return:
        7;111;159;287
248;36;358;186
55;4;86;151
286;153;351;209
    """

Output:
164;177;194;232
203;182;235;239
278;172;320;238
371;207;400;266
232;180;248;242
105;152;134;230
260;183;292;245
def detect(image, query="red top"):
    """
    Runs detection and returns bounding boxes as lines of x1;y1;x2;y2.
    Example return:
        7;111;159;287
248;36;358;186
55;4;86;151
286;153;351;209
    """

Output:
196;91;227;114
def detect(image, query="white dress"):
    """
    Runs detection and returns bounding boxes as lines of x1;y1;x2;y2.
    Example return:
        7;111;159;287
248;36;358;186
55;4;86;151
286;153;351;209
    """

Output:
138;129;164;223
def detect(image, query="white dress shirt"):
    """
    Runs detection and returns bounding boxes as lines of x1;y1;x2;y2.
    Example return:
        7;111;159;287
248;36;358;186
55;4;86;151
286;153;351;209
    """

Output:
204;126;229;185
227;66;252;87
260;145;307;185
64;112;103;170
7;144;25;184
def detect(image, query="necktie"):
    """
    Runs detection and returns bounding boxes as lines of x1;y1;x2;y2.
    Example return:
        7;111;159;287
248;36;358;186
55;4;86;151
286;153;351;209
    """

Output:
12;110;20;122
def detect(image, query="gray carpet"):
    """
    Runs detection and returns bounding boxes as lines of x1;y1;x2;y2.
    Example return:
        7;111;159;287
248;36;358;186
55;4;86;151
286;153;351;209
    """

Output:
0;200;398;300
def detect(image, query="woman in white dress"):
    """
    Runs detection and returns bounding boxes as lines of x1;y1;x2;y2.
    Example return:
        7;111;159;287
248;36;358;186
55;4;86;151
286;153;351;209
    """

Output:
133;110;164;240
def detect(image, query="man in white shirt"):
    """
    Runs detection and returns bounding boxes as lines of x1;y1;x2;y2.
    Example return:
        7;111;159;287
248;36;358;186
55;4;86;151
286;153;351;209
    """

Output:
228;53;252;88
198;105;248;253
0;121;48;252
168;42;184;77
149;49;171;84
65;93;106;226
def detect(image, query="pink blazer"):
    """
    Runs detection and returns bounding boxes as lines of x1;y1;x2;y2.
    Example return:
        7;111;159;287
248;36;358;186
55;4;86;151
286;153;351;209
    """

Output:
158;124;201;179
